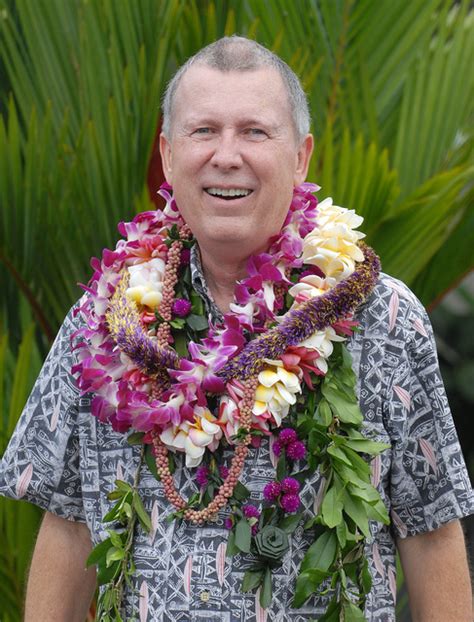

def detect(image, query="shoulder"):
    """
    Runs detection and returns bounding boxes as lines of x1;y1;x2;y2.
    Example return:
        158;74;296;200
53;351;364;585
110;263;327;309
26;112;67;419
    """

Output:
355;272;432;344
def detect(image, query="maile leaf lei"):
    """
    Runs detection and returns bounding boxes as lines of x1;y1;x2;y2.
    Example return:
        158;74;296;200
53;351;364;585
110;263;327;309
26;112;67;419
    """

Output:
76;183;389;621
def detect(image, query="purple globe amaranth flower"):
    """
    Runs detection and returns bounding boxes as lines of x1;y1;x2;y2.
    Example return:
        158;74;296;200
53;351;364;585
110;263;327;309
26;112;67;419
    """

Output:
172;298;192;318
263;481;282;502
219;465;229;479
272;439;283;457
281;477;301;494
281;493;301;514
180;248;191;265
279;428;298;445
224;517;234;530
195;465;209;487
243;504;261;519
286;440;306;460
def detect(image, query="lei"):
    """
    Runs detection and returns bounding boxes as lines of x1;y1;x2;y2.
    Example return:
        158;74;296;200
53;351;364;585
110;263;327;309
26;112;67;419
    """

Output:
74;183;389;622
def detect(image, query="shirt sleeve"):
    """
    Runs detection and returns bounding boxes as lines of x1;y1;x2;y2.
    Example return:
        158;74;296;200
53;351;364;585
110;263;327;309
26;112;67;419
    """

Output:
0;306;86;521
383;288;474;538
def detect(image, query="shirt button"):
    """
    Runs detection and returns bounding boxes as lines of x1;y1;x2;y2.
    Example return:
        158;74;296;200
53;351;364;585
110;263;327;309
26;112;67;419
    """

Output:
200;590;210;602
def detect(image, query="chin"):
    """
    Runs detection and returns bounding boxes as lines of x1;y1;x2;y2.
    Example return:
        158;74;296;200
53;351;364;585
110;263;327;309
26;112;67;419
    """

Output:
197;225;266;253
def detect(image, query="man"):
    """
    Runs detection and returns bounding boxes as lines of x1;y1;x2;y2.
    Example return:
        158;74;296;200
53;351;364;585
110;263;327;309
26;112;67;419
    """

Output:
0;36;472;622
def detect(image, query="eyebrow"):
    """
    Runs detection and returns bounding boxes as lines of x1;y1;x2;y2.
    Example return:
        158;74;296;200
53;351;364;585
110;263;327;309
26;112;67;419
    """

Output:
181;116;283;133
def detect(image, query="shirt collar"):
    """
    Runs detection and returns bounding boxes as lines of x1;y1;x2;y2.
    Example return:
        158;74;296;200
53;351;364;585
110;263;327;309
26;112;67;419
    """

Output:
190;243;224;324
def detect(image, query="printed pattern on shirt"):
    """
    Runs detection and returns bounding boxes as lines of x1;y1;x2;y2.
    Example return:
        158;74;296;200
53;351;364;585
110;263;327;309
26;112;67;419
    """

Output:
1;273;473;621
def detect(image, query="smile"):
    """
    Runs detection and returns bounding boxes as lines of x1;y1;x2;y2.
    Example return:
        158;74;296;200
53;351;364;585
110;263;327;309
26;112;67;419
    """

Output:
205;187;253;199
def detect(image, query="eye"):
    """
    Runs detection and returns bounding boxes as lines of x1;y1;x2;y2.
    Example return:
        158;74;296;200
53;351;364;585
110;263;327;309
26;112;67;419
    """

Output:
246;128;268;140
193;127;213;135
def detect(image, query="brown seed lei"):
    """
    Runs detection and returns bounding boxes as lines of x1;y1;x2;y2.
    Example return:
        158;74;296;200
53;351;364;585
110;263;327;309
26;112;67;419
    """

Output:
151;377;258;525
150;222;259;524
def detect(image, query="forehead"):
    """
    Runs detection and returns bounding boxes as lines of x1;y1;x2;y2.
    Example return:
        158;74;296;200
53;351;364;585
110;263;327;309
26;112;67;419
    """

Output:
171;65;293;131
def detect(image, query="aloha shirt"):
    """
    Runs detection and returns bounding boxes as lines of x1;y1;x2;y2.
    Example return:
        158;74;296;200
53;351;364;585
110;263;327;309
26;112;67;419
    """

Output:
1;248;473;622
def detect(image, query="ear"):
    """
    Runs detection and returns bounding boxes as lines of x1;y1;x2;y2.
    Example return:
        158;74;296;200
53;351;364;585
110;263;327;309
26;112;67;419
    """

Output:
293;134;314;186
159;132;173;184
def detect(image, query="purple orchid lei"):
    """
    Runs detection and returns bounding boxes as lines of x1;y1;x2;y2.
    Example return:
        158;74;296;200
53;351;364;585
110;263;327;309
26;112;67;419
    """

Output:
76;183;389;618
72;182;379;452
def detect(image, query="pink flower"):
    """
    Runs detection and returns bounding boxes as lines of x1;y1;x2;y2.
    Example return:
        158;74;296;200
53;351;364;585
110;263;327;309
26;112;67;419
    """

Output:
243;504;261;535
272;439;283;457
172;298;192;317
281;477;300;494
224;517;234;530
263;481;282;502
280;493;301;513
180;248;191;265
279;428;298;445
243;504;261;519
196;465;210;487
286;440;306;460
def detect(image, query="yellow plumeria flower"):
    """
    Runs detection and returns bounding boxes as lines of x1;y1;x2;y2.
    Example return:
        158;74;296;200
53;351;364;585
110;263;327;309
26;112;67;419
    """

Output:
125;257;166;309
253;360;301;426
302;198;365;281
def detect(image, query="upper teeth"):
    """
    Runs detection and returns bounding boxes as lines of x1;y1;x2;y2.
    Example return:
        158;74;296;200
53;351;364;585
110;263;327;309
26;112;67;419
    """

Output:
206;187;251;197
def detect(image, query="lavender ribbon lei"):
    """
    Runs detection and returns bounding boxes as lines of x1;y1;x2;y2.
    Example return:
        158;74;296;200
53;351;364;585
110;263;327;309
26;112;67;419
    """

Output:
107;243;380;382
218;243;381;382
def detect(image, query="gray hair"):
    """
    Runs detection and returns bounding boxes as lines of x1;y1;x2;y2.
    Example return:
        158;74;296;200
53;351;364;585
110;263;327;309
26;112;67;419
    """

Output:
161;36;311;142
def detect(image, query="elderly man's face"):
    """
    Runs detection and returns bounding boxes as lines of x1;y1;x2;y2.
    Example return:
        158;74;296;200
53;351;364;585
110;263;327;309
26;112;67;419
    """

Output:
160;65;313;256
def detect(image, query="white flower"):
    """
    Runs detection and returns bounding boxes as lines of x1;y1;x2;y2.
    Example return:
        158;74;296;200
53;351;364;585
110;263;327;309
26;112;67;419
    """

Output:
125;258;166;309
302;198;365;281
160;407;222;468
298;327;346;373
253;360;302;426
288;275;337;305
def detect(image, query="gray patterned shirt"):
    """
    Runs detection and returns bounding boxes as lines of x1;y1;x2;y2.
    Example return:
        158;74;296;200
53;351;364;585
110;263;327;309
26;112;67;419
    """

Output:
1;260;473;621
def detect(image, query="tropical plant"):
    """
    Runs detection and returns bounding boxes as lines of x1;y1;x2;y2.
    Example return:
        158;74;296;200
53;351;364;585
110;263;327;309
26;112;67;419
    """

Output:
0;0;472;620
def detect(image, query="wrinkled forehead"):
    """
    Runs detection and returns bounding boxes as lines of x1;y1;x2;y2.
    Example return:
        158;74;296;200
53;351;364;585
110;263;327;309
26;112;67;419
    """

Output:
170;64;295;134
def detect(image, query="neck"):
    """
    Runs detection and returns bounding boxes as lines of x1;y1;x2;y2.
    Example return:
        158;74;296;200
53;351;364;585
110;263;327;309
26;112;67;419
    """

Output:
198;245;251;313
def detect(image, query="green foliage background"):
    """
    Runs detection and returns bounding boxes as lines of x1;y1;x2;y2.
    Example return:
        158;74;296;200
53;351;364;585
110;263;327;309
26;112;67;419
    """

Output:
0;1;472;620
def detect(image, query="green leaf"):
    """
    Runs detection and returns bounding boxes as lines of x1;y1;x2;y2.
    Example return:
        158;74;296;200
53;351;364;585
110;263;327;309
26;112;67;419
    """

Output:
300;530;337;573
86;536;112;567
321;385;363;425
316;398;333;426
242;569;265;592
235;518;252;553
127;432;145;445
347;480;381;503
293;568;330;607
133;491;152;532
145;443;160;480
317;596;341;621
186;313;208;331
321;484;343;528
342;601;367;621
344;438;390;455
360;556;373;594
342;492;371;538
173;332;188;357
97;559;121;586
170;318;186;329
232;481;250;501
108;530;124;548
336;521;347;548
106;546;125;567
327;444;354;467
278;513;302;534
226;530;239;557
276;452;288;479
114;480;133;493
102;504;121;524
259;567;273;609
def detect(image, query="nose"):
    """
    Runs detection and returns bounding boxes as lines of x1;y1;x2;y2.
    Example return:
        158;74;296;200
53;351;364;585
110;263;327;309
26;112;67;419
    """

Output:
209;130;243;170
